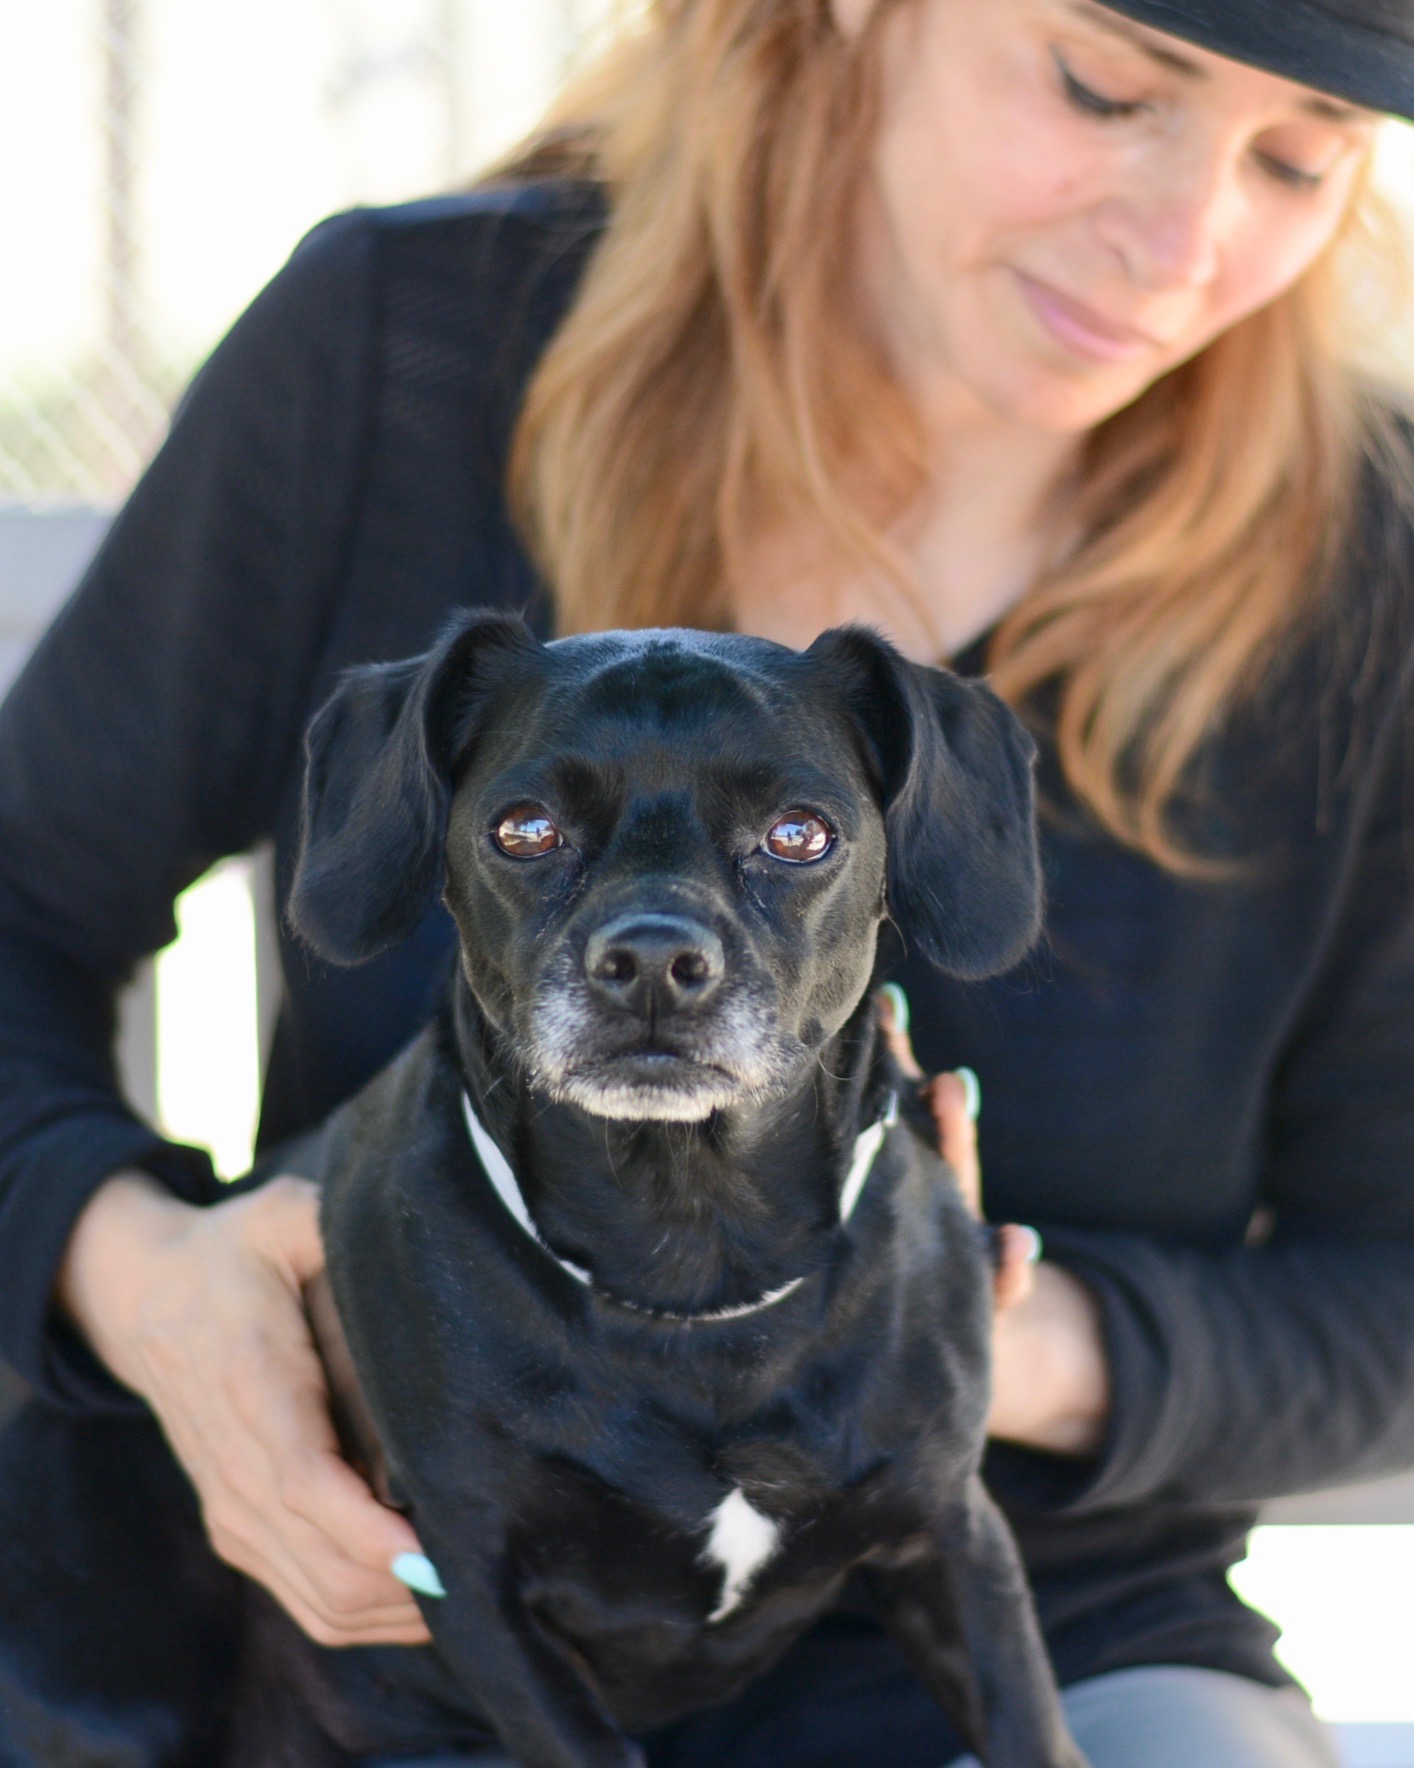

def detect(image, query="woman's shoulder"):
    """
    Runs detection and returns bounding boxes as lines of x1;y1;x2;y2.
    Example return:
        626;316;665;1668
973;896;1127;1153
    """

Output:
1219;396;1414;813
286;178;608;313
1354;390;1414;570
1328;392;1414;679
182;179;608;422
355;176;608;235
230;178;608;435
1253;394;1414;804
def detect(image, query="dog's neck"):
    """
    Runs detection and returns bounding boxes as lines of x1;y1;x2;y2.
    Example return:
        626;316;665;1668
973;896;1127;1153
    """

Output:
451;978;892;1316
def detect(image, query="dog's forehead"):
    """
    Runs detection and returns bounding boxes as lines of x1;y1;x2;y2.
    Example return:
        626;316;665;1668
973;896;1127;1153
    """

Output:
463;629;873;811
539;629;818;736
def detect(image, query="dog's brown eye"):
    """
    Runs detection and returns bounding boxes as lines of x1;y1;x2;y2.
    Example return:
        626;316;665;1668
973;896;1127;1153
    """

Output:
764;812;833;864
493;807;563;859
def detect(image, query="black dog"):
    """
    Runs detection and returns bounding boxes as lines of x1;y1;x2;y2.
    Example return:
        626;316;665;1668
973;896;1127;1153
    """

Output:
0;615;1084;1768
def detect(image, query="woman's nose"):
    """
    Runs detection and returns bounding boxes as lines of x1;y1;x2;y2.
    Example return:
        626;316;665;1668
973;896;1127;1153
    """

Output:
1094;143;1241;293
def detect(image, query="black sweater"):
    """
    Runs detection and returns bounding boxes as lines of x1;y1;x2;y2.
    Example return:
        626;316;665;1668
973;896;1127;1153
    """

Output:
3;181;1414;1701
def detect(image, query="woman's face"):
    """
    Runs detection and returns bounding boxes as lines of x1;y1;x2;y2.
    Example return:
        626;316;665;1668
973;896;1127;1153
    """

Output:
846;0;1379;434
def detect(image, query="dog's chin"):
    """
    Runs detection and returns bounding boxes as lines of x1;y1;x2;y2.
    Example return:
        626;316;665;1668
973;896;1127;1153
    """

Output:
552;1055;749;1124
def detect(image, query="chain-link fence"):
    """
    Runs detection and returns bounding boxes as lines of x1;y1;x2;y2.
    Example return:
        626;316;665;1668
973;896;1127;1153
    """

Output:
0;0;611;507
1;0;168;502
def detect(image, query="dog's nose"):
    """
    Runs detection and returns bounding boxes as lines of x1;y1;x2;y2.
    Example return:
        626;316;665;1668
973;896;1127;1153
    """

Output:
585;914;726;1017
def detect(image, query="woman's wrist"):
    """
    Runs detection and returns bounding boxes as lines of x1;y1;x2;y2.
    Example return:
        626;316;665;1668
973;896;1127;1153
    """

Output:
988;1262;1110;1458
56;1169;199;1388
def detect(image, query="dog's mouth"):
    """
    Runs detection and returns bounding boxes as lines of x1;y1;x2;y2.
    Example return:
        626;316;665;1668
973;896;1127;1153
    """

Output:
525;970;802;1123
554;1046;748;1123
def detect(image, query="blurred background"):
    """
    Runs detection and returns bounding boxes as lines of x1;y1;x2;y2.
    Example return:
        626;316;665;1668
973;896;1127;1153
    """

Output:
0;0;614;504
0;2;1412;1758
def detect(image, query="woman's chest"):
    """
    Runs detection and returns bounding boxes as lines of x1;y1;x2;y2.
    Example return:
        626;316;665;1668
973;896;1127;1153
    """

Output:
895;790;1346;1243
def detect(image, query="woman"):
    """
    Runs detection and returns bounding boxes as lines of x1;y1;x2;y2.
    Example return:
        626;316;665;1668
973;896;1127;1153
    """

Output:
3;0;1413;1762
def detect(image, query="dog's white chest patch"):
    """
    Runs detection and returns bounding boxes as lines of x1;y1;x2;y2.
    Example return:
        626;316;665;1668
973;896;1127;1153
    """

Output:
701;1487;781;1623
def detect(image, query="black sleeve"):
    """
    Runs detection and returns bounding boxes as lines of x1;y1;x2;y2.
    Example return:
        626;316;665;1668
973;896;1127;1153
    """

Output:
0;210;380;1409
1024;641;1414;1511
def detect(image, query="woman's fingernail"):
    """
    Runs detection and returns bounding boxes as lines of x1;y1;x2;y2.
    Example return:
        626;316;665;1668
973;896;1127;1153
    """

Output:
956;1067;981;1123
391;1552;447;1598
1017;1225;1043;1266
880;983;911;1036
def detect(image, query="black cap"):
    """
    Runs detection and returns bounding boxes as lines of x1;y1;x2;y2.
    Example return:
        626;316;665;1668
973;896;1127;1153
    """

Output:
1099;1;1414;121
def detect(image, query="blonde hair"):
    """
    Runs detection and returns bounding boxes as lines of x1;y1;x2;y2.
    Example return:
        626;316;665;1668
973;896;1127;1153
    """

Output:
505;0;1411;866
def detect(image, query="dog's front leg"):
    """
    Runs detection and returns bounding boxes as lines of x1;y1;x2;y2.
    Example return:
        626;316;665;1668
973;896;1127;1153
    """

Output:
862;1550;986;1757
874;1477;1088;1768
415;1536;643;1768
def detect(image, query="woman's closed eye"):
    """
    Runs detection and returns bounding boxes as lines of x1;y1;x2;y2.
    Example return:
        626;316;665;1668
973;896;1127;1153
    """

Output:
1254;153;1327;192
1054;48;1345;193
1250;125;1361;193
1054;51;1149;121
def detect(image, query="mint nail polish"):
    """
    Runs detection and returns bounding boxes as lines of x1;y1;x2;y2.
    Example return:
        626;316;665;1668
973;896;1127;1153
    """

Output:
881;982;911;1036
392;1551;447;1599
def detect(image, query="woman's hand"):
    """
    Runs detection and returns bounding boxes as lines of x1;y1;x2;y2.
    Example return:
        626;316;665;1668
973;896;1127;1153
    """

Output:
880;993;1110;1458
57;1171;433;1647
986;1257;1110;1457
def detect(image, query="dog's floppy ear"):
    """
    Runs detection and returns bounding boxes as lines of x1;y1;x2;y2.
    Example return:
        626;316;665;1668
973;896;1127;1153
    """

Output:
290;609;538;965
810;625;1042;979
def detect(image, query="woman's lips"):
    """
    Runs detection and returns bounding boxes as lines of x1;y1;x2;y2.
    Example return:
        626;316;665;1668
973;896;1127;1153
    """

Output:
1012;269;1162;365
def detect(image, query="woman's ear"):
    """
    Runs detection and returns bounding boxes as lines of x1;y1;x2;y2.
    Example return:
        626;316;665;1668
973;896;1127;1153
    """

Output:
290;610;538;966
809;624;1043;980
829;0;879;40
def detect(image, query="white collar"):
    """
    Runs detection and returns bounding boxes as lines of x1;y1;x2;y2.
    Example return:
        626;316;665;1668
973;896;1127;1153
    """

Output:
461;1088;898;1325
